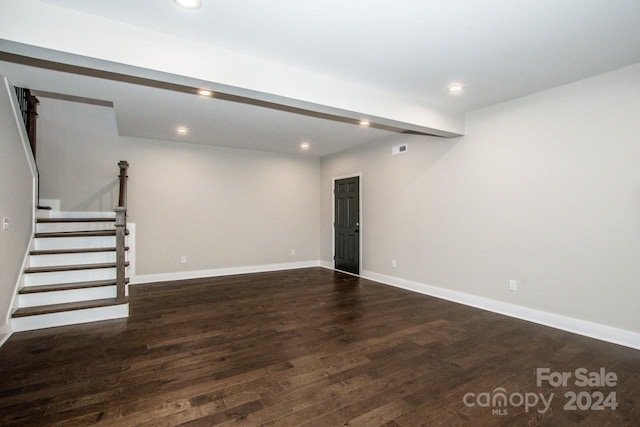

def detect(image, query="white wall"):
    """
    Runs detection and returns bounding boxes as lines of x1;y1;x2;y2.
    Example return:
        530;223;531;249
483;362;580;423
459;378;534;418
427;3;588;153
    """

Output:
0;0;464;135
321;63;640;335
0;77;36;339
37;98;321;277
32;62;640;345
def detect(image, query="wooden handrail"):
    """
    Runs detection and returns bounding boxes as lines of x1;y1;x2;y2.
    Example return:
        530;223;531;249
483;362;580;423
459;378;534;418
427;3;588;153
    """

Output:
14;87;39;160
26;91;39;160
15;87;45;207
115;161;129;303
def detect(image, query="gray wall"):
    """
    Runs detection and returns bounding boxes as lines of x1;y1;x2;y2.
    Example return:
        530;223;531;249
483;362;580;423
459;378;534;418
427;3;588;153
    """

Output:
34;63;640;335
321;63;640;333
0;77;35;333
37;98;321;276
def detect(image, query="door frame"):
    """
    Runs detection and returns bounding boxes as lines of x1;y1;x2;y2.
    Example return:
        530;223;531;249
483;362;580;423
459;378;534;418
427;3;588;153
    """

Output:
332;172;363;276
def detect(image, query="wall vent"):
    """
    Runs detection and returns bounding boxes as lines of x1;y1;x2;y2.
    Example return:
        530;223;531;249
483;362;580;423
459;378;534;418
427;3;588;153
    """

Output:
392;144;408;155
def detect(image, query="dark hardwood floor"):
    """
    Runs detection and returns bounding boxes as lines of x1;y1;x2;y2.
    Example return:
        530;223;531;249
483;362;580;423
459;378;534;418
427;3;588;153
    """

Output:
0;268;638;426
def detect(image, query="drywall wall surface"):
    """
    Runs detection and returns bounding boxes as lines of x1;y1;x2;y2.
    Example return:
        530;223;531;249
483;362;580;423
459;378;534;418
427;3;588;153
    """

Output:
321;63;640;333
0;0;465;135
125;138;321;275
37;97;125;212
0;77;35;329
37;97;321;275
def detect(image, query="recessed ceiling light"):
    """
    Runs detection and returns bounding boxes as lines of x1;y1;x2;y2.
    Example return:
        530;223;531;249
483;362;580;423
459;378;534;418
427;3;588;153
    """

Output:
447;84;465;93
300;142;310;150
176;126;189;135
173;0;202;10
197;89;213;97
359;120;370;126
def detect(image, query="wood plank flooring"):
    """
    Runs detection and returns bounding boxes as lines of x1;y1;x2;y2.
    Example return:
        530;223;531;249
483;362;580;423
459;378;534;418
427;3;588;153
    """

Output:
0;267;638;426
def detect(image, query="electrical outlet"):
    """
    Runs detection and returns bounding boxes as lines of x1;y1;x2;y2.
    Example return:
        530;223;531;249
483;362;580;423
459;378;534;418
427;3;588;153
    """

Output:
291;249;296;256
181;256;187;264
509;279;518;292
391;260;397;268
1;218;8;231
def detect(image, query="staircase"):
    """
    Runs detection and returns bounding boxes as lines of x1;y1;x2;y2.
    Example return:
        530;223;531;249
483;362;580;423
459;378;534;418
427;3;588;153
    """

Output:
10;88;131;332
11;214;130;331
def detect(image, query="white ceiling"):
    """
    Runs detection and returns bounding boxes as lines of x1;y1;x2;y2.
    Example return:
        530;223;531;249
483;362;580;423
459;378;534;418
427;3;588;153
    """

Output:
3;0;640;156
37;0;640;112
0;60;393;157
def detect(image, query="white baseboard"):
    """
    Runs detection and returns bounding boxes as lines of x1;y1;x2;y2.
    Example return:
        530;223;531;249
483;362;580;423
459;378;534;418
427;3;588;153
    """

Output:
319;261;334;269
131;260;322;284
0;324;12;348
7;234;33;323
12;303;129;332
360;270;640;351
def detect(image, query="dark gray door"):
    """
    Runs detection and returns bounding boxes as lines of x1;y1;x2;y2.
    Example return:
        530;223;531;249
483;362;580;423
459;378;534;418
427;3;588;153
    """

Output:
334;176;359;274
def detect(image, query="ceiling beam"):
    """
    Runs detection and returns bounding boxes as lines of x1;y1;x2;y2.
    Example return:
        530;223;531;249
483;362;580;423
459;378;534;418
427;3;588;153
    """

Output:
0;45;461;137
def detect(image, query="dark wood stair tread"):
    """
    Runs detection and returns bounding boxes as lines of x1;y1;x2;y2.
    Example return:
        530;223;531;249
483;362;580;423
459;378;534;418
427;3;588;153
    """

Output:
30;246;129;256
35;230;128;238
12;298;124;318
25;262;129;274
37;217;115;223
19;279;129;294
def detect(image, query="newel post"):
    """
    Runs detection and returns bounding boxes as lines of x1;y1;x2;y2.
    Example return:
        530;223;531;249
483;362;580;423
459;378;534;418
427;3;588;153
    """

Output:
118;161;129;207
115;207;127;302
115;160;129;303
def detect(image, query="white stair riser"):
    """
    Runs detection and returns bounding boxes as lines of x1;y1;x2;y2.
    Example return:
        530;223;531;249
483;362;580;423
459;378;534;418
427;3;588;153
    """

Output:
29;252;117;267
36;210;51;219
24;268;117;286
50;211;115;219
37;222;115;233
19;286;117;307
34;236;116;250
12;303;129;332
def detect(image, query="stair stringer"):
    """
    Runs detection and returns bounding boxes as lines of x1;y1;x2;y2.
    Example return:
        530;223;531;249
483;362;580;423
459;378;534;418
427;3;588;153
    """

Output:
2;233;33;342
